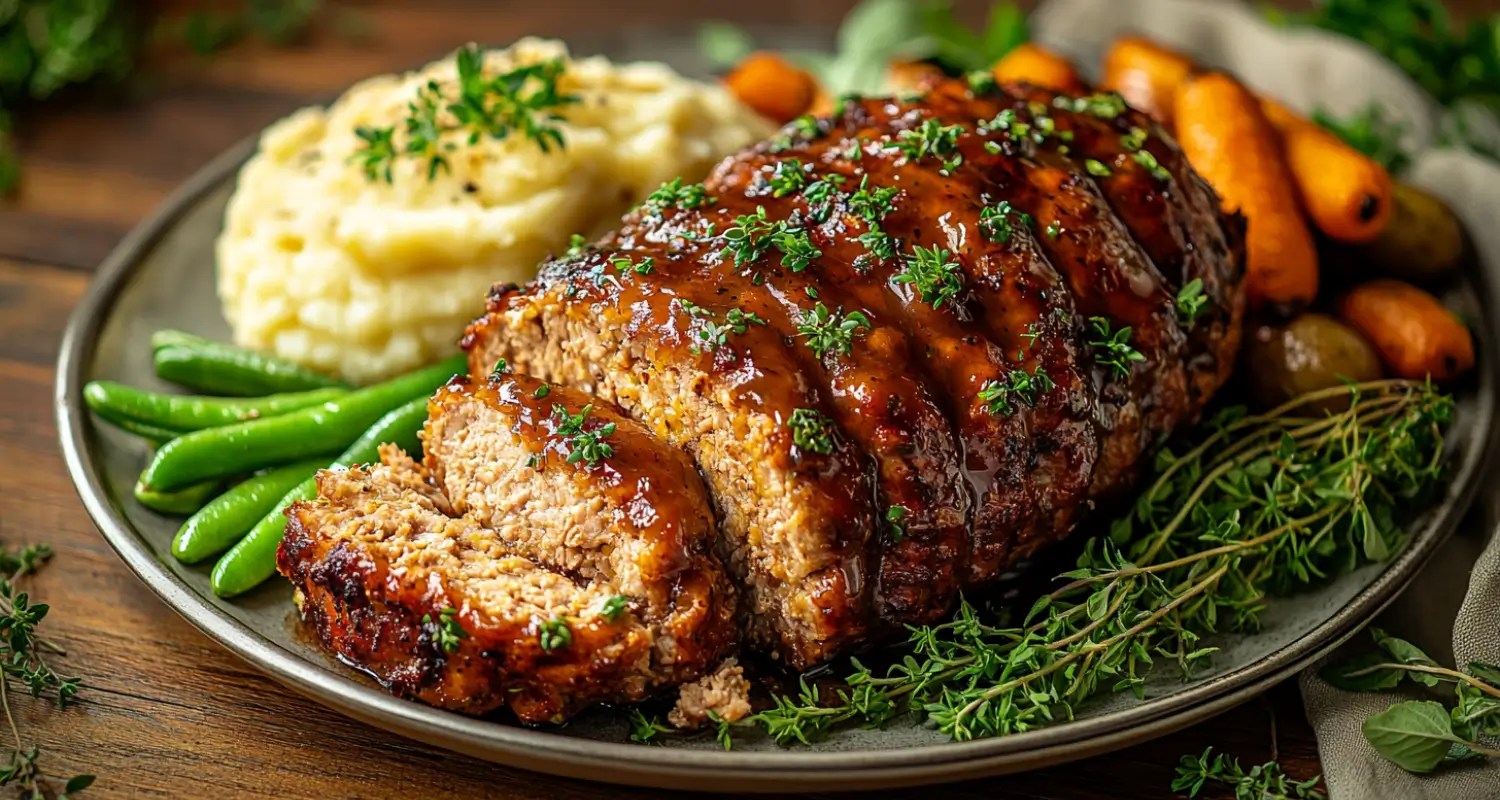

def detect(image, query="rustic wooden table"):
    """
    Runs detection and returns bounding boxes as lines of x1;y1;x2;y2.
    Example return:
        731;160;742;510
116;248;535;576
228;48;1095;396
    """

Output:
4;0;1487;796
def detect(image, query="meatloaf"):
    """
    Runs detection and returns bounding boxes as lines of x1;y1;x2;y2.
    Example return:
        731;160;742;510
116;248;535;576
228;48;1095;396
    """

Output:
277;374;738;723
464;78;1246;670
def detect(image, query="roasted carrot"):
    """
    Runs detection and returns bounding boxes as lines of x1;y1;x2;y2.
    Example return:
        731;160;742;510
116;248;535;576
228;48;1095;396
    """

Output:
1260;98;1395;244
1336;279;1473;381
723;52;817;124
1101;36;1196;125
992;43;1086;94
1174;72;1318;309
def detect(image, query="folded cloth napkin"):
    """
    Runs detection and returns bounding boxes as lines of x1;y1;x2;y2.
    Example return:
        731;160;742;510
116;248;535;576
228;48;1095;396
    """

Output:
1029;1;1500;797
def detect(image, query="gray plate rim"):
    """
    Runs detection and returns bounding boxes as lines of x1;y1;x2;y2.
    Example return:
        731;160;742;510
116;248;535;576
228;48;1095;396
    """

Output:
53;134;1499;791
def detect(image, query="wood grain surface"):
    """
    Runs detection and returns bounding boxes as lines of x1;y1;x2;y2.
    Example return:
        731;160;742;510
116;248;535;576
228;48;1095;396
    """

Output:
2;0;1483;796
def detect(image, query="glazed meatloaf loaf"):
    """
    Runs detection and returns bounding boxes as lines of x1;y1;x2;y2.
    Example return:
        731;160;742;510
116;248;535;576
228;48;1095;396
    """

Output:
277;374;738;723
464;78;1246;670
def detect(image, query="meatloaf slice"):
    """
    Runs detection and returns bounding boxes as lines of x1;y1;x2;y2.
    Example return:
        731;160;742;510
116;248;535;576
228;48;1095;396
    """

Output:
278;374;737;723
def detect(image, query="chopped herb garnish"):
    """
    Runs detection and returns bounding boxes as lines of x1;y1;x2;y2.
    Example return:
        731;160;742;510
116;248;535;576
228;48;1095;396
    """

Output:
533;384;551;399
787;408;837;455
726;307;767;333
629;709;672;744
642;177;715;217
801;176;845;222
895;245;965;309
539;617;573;651
1021;322;1042;347
423;607;468;654
552;404;616;465
564;233;588;258
887;117;964;172
966;71;998;94
1133;149;1171;180
772;226;822;272
678;299;714;318
490;358;509;378
1054;92;1127;119
1176;278;1209;326
978;367;1054;416
797;303;871;359
600;595;628;622
845;138;866;160
766;158;810;197
1121;126;1149;152
848;175;900;223
856;226;898;263
983;140;1003;155
1088;316;1146;378
1085;159;1113;177
1045;220;1063;239
720;206;778;266
353;126;398;183
610;254;655;276
979;200;1032;244
886;505;909;542
405;80;450;179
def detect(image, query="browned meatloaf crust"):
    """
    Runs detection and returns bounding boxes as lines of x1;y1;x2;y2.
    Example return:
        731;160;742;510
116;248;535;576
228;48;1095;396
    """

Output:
277;374;738;723
463;78;1246;670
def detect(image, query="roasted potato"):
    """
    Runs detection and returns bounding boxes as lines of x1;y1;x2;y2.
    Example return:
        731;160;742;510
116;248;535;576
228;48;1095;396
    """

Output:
1360;183;1465;283
1337;279;1474;381
1245;314;1384;412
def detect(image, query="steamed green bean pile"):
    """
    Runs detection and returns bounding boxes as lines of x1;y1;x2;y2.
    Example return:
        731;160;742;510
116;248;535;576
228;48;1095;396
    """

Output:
84;329;464;596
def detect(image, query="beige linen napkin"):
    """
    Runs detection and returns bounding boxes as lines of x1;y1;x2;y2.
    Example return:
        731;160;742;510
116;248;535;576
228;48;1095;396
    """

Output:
1028;2;1500;797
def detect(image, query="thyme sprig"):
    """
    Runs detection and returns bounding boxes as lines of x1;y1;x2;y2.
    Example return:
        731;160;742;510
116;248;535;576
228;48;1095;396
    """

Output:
894;246;964;309
1172;747;1325;799
0;543;91;797
714;381;1451;746
797;303;871;359
354;44;578;182
1088;316;1145;378
551;404;615;465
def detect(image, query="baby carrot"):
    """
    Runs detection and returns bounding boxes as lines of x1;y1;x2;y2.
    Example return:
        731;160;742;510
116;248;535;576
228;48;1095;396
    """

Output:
723;52;817;124
1101;36;1196;125
1174;72;1319;310
1260;98;1395;244
992;43;1086;94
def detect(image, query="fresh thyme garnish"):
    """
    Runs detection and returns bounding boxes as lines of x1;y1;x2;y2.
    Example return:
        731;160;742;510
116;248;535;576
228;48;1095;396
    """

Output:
352;45;579;183
642;178;715;217
600;595;629;623
856;227;898;264
801;176;846;222
725;308;768;333
848;176;900;223
887;117;965;173
1121;126;1149;152
845;139;867;160
610;254;655;276
538;617;573;652
707;710;735;751
1132;149;1171;180
677;299;714;318
720;207;821;271
1088;316;1146;378
0;543;90;797
629;709;673;744
533;384;550;399
886;506;909;543
423;607;468;654
978;201;1032;244
490;358;509;378
563;233;588;259
1053;93;1127;119
796;303;871;358
769;114;822;152
1172;747;1325;799
683;305;766;355
894;245;965;309
1323;628;1500;773
552;404;616;465
716;381;1451;746
787;408;837;455
1176;279;1209;326
766;158;810;197
978;367;1054;416
1045;220;1062;239
966;71;998;94
1084;159;1113;177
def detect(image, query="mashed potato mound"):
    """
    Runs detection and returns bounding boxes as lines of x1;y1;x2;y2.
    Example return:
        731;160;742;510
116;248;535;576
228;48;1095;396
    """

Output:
217;38;772;384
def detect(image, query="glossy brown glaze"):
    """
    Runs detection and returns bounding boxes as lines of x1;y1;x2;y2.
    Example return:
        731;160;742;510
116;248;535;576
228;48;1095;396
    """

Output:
277;376;737;723
465;78;1245;668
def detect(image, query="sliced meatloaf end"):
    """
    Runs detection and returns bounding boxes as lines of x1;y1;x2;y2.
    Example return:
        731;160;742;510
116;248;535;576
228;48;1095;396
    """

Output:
278;449;657;723
463;281;875;670
421;373;738;682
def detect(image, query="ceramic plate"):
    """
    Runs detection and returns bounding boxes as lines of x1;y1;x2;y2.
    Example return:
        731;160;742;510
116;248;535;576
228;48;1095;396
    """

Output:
54;27;1499;792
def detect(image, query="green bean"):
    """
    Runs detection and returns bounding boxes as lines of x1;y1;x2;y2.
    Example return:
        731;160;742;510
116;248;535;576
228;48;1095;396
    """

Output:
84;381;347;432
98;416;180;446
151;330;348;395
172;459;326;564
140;354;463;492
133;477;222;515
210;397;429;598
